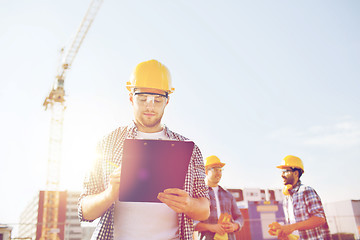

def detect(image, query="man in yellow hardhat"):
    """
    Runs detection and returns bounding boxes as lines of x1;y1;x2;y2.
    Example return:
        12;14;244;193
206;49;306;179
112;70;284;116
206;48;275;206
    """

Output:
78;59;210;240
195;155;243;240
268;155;331;240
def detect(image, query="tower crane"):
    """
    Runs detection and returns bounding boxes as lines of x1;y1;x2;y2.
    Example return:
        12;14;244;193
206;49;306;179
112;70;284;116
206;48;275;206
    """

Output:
41;1;103;239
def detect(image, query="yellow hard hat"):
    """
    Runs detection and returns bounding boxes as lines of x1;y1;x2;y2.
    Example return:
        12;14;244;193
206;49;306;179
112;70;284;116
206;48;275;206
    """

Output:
205;155;225;168
277;155;304;172
126;59;175;94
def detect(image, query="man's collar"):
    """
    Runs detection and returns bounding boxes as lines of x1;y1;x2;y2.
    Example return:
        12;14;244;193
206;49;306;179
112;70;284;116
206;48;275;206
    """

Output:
126;121;138;139
209;185;225;191
127;121;173;139
289;180;301;195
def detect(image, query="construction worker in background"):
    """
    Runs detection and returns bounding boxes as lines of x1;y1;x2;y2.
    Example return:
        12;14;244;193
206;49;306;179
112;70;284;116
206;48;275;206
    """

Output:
269;155;331;240
195;155;243;240
78;59;210;240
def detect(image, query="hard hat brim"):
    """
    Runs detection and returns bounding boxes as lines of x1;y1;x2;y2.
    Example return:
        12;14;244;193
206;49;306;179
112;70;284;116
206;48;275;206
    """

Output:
277;164;304;173
206;162;225;168
126;84;174;94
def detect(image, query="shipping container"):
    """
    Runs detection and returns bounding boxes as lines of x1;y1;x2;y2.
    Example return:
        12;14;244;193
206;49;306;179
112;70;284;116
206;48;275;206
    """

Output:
324;200;360;240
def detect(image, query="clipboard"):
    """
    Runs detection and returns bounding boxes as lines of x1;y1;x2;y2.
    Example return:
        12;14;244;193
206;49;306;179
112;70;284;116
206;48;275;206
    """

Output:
118;139;194;203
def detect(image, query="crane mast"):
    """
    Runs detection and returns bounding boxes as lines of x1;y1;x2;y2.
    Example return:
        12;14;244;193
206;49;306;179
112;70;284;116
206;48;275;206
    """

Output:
41;1;103;239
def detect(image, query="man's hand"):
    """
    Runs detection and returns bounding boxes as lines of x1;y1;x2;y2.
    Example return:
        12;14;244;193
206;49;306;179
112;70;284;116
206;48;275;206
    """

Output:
106;166;121;203
277;224;296;239
157;188;192;214
209;224;226;235
268;222;282;236
157;188;210;220
268;222;297;240
221;222;239;233
81;165;121;220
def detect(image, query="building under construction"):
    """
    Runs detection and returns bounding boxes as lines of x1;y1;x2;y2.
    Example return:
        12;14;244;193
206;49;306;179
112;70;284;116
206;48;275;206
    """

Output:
13;187;360;240
17;191;95;240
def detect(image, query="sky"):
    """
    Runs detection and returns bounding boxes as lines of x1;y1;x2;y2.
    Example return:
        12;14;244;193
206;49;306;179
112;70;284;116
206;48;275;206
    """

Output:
1;0;360;231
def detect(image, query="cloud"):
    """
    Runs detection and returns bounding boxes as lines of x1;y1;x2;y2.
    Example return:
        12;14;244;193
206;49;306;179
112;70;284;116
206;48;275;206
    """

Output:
304;120;360;148
269;117;360;149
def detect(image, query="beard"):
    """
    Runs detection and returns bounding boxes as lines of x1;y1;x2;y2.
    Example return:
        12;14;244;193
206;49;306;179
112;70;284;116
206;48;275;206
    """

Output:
140;115;161;128
136;110;164;129
283;177;294;186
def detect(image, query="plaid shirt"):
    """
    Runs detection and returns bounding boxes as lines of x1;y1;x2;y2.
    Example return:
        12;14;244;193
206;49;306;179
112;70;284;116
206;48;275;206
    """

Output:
284;181;331;240
197;186;243;240
78;122;209;240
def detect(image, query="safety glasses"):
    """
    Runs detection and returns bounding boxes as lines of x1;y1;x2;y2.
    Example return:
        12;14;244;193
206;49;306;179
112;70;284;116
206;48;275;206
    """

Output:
134;92;167;106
